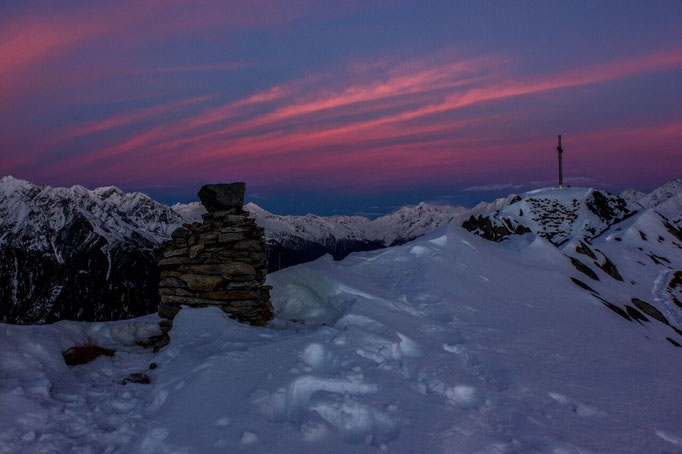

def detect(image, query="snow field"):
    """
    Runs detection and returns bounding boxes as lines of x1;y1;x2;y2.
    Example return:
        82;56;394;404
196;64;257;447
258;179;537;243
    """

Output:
0;208;681;452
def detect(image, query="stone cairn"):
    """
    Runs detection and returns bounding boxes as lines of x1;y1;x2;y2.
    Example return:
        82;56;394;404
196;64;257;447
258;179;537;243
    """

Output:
157;183;274;327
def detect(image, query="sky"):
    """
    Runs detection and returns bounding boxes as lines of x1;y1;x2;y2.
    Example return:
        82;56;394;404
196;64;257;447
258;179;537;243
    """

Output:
1;1;681;215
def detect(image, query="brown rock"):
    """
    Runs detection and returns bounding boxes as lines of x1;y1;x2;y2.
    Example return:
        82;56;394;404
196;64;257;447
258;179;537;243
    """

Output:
188;244;205;259
180;274;223;291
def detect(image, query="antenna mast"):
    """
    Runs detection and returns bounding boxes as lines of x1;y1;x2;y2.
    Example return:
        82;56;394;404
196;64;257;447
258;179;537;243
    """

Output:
557;134;563;188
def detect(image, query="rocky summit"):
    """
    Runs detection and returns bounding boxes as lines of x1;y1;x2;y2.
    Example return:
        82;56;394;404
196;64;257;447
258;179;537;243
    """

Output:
157;183;273;326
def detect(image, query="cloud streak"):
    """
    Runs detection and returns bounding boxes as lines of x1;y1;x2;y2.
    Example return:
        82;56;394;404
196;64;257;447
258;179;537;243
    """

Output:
2;1;681;207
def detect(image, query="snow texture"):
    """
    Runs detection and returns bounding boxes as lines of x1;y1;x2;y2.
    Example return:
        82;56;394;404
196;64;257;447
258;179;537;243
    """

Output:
1;182;681;452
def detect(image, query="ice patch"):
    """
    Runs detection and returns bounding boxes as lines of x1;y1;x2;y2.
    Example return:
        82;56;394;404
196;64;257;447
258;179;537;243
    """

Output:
656;430;682;447
429;235;448;246
300;420;329;441
460;239;477;251
396;333;424;358
301;343;338;374
241;431;259;444
311;397;399;445
337;284;375;300
214;417;231;427
410;245;431;257
287;376;378;409
446;385;479;407
254;376;379;422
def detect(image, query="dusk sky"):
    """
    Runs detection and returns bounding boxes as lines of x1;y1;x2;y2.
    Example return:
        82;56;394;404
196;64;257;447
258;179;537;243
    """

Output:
1;1;681;215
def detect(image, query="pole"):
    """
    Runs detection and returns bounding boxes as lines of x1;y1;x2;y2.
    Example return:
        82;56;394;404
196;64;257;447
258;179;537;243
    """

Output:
557;134;563;188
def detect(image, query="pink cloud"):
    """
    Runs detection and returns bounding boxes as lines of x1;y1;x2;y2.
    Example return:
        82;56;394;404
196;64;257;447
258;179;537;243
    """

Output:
19;45;682;192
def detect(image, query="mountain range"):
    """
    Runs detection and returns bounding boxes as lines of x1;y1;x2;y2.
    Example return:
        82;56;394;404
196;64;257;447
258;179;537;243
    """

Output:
1;177;680;453
0;175;679;324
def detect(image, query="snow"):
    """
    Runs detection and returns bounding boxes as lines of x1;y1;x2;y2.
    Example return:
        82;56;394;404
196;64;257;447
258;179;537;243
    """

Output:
2;214;681;452
1;177;681;452
169;200;473;248
0;176;186;251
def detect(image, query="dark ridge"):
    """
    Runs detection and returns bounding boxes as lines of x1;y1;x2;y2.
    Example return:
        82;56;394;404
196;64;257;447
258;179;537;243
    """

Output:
661;219;682;242
647;253;670;266
631;298;669;325
666;337;681;347
592;294;631;321
568;256;600;281
625;305;649;324
576;241;596;259
571;277;597;293
595;253;623;281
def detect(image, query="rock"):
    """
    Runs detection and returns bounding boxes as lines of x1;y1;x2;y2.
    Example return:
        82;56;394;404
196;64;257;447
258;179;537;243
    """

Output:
188;244;205;259
593;295;631;321
624;305;649;323
180;274;223;292
172;227;190;240
198;183;246;212
666;337;681;347
63;345;115;366
122;373;151;385
570;277;596;293
631;298;669;324
575;241;596;259
158;183;273;326
462;215;530;242
596;253;623;281
568;256;600;281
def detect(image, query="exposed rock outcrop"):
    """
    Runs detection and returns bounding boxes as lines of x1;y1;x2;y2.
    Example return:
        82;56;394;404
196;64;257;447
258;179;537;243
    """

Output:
157;183;273;326
461;214;531;242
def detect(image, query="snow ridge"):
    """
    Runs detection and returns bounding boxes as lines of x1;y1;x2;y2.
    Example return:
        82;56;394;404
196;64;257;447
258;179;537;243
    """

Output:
0;176;185;251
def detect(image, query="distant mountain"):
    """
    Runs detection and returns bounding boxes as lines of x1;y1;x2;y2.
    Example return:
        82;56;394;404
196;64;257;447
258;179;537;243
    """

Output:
0;177;482;323
173;196;519;270
1;175;678;324
633;178;682;210
0;176;185;324
172;200;482;270
620;188;646;203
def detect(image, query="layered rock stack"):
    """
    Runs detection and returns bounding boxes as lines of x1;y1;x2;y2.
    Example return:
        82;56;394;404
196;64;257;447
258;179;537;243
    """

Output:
157;183;273;326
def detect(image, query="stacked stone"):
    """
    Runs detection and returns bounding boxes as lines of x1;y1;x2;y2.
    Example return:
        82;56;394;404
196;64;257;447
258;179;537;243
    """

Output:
157;183;273;326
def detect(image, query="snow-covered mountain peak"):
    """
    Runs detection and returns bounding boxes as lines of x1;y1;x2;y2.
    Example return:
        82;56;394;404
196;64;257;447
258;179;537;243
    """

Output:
0;178;185;250
637;178;682;209
620;188;646;203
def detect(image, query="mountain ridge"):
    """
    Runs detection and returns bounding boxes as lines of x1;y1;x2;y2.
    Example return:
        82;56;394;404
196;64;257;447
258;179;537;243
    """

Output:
0;175;679;324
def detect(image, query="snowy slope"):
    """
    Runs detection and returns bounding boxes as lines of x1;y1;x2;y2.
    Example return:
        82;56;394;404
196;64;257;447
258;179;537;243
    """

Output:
1;222;681;453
